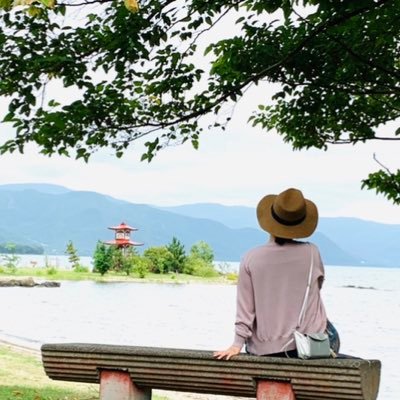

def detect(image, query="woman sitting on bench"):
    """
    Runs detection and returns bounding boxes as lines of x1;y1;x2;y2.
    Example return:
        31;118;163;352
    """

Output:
214;188;340;360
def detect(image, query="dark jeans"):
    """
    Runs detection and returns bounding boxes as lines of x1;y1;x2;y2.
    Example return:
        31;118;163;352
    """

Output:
326;320;340;354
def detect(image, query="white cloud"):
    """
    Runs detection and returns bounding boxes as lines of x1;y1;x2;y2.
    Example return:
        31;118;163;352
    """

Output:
1;116;398;225
0;41;398;225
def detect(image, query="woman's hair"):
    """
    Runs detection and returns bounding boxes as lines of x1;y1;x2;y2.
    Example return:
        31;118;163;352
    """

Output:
274;237;292;246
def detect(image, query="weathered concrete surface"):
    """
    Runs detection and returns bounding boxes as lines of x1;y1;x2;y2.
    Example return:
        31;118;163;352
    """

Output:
0;277;60;287
41;343;381;400
100;370;151;400
257;381;295;400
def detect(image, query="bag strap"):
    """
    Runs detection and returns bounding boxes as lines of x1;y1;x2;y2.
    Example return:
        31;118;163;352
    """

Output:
280;243;314;353
296;243;314;329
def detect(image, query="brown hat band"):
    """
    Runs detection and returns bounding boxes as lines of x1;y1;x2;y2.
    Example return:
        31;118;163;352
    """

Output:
271;206;306;227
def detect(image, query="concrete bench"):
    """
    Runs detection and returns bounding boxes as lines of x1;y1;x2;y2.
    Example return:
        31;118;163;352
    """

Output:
41;343;381;400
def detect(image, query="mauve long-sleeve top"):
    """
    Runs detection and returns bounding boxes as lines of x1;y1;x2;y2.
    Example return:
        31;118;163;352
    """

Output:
233;240;328;355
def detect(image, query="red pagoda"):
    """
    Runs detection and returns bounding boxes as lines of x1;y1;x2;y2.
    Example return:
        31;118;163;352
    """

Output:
104;222;143;250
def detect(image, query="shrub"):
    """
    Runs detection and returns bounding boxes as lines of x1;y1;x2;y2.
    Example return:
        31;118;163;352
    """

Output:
46;266;58;275
183;256;219;278
143;246;173;274
5;263;18;274
226;273;238;282
74;265;90;273
131;256;150;278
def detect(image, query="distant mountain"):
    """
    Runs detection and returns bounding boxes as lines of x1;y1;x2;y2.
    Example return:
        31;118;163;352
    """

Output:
317;218;400;268
0;184;398;267
160;203;400;268
161;203;258;229
0;183;71;194
0;186;265;261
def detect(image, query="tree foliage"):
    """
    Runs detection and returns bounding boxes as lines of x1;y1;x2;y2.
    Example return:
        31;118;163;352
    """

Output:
184;240;217;277
143;246;173;273
190;240;214;264
0;0;399;201
119;246;141;275
1;242;20;272
65;240;80;269
130;255;149;278
166;236;186;273
92;241;112;275
0;242;43;254
108;245;125;272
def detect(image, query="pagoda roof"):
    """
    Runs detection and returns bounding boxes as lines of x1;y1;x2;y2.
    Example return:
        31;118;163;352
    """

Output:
108;222;138;231
104;239;144;246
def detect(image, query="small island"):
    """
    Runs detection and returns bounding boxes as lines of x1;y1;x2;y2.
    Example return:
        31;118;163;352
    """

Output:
0;228;238;285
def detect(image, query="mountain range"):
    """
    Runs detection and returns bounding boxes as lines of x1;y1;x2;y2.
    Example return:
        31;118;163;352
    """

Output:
0;183;399;268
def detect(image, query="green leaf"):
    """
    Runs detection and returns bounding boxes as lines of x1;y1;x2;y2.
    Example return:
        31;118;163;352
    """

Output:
0;0;12;10
39;0;55;8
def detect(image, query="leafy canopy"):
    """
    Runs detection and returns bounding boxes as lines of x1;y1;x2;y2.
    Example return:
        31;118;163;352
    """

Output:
0;0;399;202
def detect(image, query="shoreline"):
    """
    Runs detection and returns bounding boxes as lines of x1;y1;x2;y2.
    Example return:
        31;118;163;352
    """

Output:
0;272;238;286
0;338;41;357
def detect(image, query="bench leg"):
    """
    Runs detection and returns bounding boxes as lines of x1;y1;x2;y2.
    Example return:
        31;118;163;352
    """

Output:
100;370;152;400
257;380;296;400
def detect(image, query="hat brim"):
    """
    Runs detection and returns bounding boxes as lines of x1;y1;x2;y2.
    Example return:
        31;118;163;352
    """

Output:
256;194;318;239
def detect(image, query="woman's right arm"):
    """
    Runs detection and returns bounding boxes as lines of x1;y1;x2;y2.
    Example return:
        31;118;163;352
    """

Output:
313;244;325;289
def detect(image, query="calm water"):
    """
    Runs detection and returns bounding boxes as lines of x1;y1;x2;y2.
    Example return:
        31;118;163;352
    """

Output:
0;265;399;400
2;254;93;269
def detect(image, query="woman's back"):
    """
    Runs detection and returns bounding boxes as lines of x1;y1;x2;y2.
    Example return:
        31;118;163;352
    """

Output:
237;241;327;355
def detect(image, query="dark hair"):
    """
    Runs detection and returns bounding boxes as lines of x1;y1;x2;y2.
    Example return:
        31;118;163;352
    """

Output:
274;237;292;246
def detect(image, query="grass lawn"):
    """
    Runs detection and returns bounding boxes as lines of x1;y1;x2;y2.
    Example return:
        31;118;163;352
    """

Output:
0;343;97;400
0;343;173;400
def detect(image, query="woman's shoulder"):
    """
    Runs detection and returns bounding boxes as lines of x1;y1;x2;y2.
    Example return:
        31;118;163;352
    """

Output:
241;240;321;259
304;241;321;253
240;243;271;263
293;240;320;250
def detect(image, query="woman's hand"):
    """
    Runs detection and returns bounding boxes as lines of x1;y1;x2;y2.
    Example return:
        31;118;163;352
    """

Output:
213;346;241;360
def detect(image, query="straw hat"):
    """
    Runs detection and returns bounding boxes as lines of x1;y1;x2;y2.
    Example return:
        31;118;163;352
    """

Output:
256;188;318;239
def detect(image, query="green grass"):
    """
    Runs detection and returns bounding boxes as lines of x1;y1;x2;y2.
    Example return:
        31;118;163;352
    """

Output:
0;344;97;400
0;267;237;284
0;344;171;400
0;386;93;400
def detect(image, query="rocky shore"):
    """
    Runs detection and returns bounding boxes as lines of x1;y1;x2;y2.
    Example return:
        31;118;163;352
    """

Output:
0;277;60;287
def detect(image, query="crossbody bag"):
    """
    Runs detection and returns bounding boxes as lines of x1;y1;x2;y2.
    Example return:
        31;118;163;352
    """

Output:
285;244;332;359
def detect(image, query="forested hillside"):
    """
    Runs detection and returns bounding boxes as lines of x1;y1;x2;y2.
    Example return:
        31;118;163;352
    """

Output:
0;184;398;267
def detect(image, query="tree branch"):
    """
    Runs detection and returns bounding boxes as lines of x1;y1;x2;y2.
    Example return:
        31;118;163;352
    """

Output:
58;0;112;6
327;136;400;145
328;34;400;81
373;152;392;174
155;0;394;127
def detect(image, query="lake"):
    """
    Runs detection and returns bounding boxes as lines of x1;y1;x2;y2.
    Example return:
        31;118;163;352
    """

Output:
0;264;398;400
2;253;94;269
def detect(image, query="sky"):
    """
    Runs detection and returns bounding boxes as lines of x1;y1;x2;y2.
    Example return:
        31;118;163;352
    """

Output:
0;83;399;225
0;5;399;225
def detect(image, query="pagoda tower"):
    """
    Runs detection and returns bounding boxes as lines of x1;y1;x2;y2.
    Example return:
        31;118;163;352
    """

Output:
104;222;143;252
